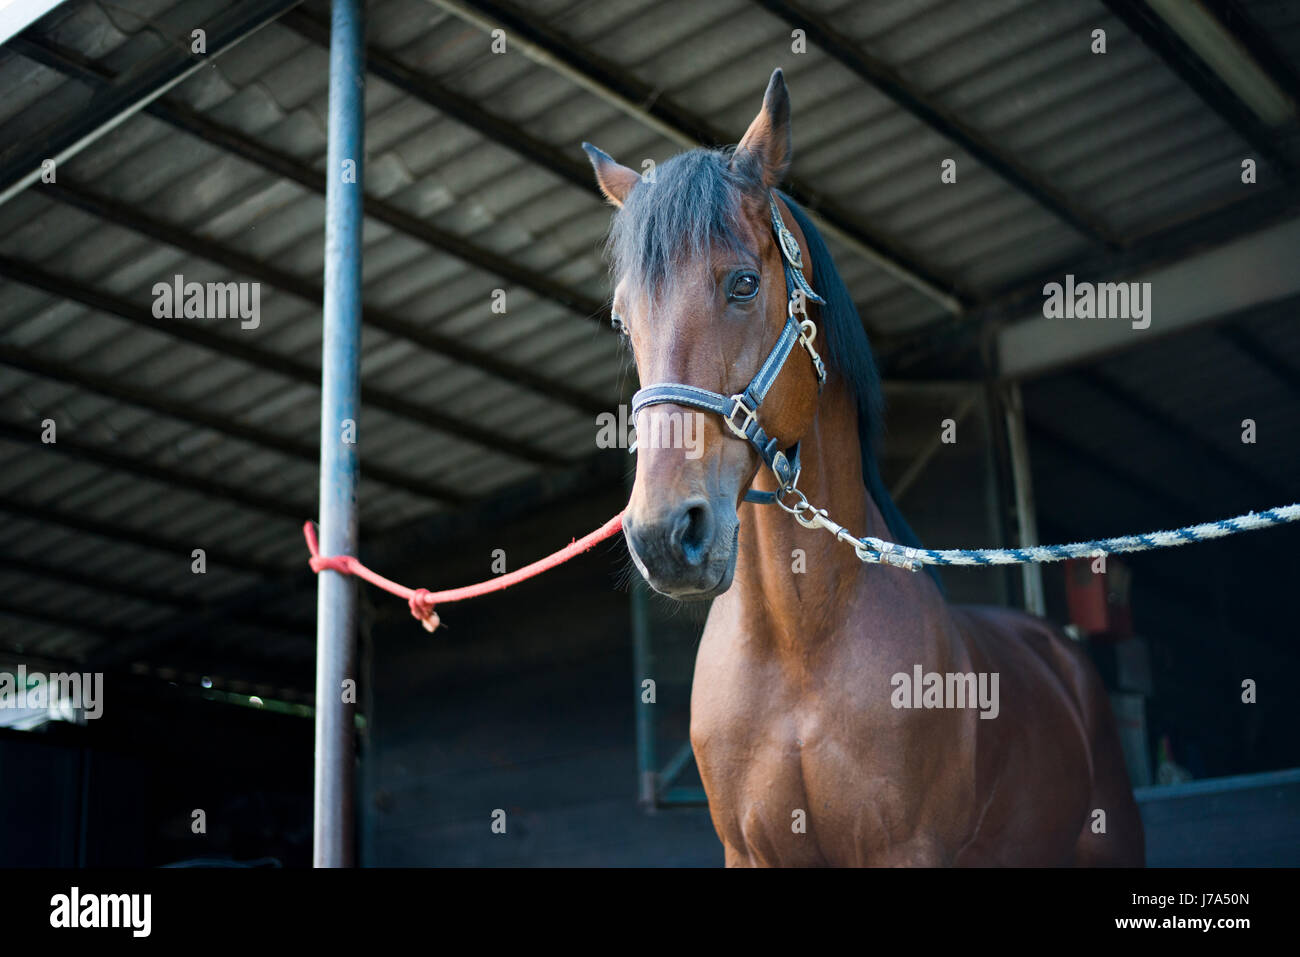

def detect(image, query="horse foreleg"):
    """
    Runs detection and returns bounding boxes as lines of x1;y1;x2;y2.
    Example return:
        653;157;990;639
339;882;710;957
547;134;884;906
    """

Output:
722;841;756;867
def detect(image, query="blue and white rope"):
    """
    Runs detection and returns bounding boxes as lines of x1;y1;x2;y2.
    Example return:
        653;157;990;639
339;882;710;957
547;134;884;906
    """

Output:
857;504;1300;572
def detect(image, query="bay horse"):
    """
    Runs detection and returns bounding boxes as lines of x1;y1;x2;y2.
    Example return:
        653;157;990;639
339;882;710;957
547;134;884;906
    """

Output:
584;69;1144;866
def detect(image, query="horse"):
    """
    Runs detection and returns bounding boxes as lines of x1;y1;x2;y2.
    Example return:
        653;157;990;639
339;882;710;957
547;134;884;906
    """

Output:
583;69;1144;867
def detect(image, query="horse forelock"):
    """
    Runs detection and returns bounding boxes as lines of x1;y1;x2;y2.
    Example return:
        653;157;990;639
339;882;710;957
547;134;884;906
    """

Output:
606;149;755;306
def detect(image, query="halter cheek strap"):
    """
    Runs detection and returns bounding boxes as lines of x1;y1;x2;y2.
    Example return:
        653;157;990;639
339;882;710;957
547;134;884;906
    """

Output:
630;194;827;504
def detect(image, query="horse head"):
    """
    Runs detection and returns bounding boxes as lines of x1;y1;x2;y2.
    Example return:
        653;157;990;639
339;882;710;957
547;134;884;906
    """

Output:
584;69;823;600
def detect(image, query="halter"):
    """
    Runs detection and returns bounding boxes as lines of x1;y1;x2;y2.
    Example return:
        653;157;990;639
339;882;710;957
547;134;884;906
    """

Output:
630;194;827;506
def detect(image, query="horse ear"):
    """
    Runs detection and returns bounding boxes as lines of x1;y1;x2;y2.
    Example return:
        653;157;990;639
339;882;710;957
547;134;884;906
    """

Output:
731;69;792;188
582;142;640;208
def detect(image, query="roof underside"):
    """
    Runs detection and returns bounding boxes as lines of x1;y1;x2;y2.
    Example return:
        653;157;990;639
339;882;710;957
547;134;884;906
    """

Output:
0;0;1297;697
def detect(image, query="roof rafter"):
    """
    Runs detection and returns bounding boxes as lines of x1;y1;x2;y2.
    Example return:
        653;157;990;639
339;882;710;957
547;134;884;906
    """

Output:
426;0;966;314
0;418;310;522
0;0;305;206
9;33;617;404
0;340;466;505
9;32;609;326
43;178;611;416
751;0;1120;247
0;494;288;579
0;255;568;468
281;5;600;200
0;555;311;638
882;181;1300;374
1099;0;1297;176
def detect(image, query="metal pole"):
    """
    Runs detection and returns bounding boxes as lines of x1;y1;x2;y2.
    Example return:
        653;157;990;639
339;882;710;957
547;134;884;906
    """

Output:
979;388;1011;608
626;468;657;809
1002;383;1046;617
314;0;365;869
630;577;657;809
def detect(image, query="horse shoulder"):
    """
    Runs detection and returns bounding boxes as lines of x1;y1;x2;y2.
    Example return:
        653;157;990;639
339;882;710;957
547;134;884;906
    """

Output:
948;605;1107;862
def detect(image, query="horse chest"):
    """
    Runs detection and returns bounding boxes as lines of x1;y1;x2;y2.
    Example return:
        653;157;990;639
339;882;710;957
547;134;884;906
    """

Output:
691;608;976;865
690;640;900;865
695;702;917;865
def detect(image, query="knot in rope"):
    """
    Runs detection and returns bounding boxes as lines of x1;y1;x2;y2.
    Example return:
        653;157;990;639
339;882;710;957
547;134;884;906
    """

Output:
308;553;356;575
407;589;439;633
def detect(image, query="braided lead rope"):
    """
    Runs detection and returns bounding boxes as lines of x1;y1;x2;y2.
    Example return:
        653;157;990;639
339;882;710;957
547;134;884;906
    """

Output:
853;504;1300;572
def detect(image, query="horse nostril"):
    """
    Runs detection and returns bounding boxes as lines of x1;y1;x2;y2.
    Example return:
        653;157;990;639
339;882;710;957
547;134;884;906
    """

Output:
675;500;714;566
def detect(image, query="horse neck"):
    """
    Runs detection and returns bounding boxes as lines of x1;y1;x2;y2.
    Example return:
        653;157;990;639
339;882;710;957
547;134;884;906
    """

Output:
729;374;951;656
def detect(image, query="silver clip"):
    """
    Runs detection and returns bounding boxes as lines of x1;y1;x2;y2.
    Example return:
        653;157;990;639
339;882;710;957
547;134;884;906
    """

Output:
800;320;827;387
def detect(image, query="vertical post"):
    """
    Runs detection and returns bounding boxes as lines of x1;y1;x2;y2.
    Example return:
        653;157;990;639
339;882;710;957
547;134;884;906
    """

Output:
1002;382;1045;617
631;577;657;809
979;387;1011;608
314;0;364;869
627;467;657;809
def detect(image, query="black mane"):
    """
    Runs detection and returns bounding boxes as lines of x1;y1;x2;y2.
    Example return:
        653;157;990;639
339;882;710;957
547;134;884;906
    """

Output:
608;148;938;587
779;191;940;588
607;150;751;301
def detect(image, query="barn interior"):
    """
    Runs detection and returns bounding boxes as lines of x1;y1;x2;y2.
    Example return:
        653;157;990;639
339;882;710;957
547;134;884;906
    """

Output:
0;0;1297;868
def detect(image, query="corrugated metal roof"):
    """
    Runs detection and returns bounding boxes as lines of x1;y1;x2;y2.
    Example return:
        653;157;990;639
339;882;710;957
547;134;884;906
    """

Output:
0;0;1295;683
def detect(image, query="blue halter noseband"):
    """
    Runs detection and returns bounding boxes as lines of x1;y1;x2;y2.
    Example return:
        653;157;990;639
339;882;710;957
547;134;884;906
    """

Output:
630;195;828;506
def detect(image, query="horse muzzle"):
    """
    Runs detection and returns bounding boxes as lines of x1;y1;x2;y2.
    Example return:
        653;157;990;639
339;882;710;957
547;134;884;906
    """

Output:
623;497;738;600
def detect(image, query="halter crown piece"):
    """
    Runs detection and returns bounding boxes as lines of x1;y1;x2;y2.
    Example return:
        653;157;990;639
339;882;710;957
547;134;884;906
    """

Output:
630;194;827;506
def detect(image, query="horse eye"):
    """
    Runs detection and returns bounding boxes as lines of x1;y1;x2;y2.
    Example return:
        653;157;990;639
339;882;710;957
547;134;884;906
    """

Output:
611;311;628;335
729;272;760;302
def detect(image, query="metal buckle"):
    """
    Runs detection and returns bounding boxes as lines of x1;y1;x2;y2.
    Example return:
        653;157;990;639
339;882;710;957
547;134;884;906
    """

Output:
777;224;804;270
771;450;790;483
725;394;758;439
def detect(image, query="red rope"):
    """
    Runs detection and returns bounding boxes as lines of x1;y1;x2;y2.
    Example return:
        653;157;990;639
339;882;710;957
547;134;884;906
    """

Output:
303;511;626;632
